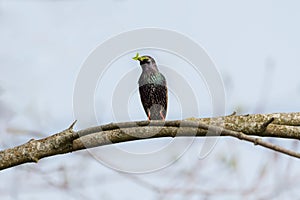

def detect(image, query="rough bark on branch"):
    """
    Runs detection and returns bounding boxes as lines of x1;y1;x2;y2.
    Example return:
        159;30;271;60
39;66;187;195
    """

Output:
1;112;300;171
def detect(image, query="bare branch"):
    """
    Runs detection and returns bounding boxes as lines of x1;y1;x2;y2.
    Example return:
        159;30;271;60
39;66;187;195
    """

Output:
0;122;79;170
1;112;300;171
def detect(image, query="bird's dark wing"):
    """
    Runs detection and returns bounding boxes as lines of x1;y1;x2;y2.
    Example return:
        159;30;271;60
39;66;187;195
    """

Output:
156;84;167;119
159;74;168;119
139;84;150;116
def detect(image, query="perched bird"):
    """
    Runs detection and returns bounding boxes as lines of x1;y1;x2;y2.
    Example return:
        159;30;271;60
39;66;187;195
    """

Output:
133;53;168;120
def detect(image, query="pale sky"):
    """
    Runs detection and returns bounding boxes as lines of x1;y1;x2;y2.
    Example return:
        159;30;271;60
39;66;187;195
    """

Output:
1;1;300;199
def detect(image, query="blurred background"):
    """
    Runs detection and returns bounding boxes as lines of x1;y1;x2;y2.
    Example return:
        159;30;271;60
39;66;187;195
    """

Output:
1;0;300;199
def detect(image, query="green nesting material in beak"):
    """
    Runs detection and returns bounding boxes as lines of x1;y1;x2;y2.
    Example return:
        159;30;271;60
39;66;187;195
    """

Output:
132;53;149;62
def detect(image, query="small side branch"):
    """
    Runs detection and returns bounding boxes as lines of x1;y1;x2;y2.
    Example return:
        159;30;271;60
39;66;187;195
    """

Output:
0;122;79;170
220;126;300;159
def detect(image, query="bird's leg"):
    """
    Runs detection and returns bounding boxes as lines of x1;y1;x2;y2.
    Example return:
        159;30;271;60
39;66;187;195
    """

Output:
160;111;165;120
147;109;151;120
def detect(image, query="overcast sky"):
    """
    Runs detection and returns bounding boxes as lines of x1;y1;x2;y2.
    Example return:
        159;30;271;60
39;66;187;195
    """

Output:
1;1;300;199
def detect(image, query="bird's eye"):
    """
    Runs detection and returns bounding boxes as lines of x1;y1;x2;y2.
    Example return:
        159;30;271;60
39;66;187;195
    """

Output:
140;56;150;63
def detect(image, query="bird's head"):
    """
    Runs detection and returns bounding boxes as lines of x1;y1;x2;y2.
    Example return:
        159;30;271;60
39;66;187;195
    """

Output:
132;53;157;71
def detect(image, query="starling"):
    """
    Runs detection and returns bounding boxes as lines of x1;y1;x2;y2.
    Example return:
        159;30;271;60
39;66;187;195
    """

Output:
133;53;168;120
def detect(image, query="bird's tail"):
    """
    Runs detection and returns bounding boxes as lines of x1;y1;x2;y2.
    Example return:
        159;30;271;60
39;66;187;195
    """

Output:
149;104;166;120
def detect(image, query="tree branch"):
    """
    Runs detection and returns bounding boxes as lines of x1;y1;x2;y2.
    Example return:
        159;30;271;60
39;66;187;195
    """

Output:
1;112;300;171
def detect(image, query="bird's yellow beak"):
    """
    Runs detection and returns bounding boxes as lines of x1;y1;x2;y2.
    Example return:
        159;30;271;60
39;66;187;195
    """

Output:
132;53;148;61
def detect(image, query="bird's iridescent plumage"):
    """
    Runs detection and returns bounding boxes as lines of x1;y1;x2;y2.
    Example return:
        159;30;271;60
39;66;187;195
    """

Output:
133;54;168;120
